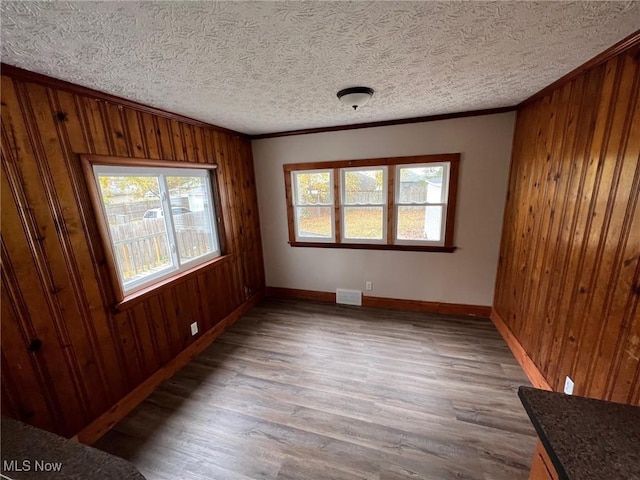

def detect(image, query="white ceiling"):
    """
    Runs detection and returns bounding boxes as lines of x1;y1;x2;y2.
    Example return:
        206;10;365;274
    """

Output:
1;2;639;135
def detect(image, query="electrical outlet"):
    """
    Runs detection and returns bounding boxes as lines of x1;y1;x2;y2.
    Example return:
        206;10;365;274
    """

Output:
564;376;574;395
190;321;199;336
365;281;373;291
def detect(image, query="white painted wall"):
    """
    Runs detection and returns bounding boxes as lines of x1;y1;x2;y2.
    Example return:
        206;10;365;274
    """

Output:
252;112;515;306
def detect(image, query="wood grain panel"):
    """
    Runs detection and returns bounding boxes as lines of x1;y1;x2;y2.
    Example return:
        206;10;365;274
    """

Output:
0;69;265;440
75;292;262;445
494;42;640;404
1;64;244;138
528;441;558;480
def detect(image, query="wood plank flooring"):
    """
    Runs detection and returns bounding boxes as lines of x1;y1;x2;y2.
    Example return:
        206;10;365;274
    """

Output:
95;299;537;480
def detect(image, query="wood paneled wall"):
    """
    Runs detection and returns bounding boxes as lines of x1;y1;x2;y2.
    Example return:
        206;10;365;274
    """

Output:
494;44;640;404
0;69;265;438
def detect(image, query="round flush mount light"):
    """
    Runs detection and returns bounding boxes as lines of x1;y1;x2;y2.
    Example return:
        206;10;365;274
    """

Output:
337;87;374;110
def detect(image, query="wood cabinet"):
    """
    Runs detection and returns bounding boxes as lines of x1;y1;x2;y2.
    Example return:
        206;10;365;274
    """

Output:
529;441;559;480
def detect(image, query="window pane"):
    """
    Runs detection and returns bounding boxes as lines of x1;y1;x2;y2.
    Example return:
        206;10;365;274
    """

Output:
294;172;332;205
296;206;333;239
344;206;384;240
167;176;219;263
396;205;443;241
96;175;174;287
398;166;444;204
344;169;384;204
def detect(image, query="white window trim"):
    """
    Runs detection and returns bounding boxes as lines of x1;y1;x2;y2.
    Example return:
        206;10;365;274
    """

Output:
340;166;388;244
92;164;221;295
393;162;450;247
291;169;335;243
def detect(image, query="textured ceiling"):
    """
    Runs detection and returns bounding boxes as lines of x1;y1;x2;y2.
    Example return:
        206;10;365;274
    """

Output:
1;2;639;135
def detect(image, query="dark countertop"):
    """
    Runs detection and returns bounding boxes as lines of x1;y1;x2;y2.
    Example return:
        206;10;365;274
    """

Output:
1;417;145;480
518;386;640;480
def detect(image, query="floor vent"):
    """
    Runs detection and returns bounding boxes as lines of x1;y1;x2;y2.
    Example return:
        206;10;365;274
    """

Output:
336;289;362;306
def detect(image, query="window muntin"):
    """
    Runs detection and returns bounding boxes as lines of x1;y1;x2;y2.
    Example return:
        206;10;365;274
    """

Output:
93;165;220;295
291;169;335;242
341;166;387;243
283;154;459;252
395;163;449;245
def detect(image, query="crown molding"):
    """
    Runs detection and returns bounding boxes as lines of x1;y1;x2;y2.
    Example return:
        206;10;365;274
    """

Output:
249;106;517;140
1;63;247;138
7;29;637;141
520;29;640;106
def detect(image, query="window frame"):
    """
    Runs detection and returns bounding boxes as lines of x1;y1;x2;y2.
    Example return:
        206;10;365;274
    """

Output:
340;165;388;244
81;155;227;308
394;162;449;247
291;169;336;243
283;154;459;252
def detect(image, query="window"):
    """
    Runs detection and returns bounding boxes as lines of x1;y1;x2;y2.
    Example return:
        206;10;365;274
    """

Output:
82;156;222;303
341;167;387;243
395;163;448;245
291;170;335;242
283;154;459;252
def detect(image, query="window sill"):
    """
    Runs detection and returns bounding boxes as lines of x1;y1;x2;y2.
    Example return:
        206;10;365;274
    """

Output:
114;254;232;312
288;241;456;253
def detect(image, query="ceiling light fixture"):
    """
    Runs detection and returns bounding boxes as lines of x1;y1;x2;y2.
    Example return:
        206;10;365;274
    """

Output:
337;87;374;110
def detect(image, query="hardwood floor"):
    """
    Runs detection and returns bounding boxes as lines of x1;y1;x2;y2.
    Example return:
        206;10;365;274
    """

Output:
95;298;537;480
